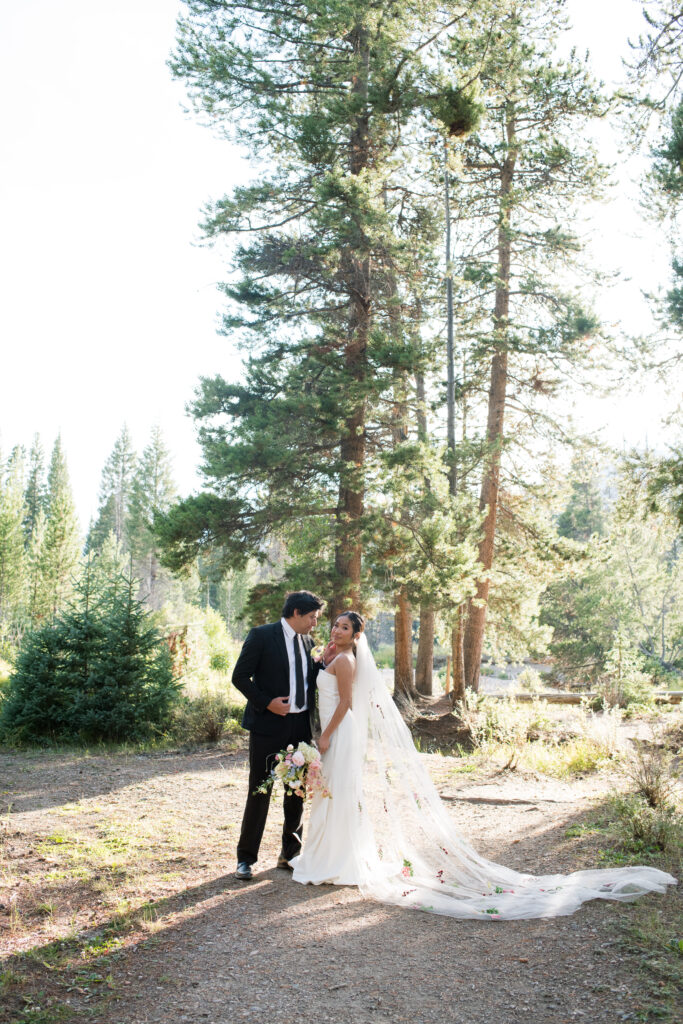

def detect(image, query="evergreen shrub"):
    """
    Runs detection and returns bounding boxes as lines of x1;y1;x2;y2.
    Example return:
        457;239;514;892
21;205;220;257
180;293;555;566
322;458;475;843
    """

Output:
591;633;656;713
0;564;180;744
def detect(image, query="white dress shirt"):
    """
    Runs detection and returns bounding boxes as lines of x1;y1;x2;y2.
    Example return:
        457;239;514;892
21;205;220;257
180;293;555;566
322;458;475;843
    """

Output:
280;617;308;713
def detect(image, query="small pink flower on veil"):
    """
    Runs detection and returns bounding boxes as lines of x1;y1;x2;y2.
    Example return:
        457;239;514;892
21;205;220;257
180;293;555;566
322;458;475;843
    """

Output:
401;859;414;878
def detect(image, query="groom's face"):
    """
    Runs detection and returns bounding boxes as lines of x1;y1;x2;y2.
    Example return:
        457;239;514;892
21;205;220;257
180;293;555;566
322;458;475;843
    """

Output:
291;608;320;634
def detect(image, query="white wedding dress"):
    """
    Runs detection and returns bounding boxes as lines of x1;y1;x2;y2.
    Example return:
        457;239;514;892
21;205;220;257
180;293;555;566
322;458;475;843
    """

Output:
291;636;676;919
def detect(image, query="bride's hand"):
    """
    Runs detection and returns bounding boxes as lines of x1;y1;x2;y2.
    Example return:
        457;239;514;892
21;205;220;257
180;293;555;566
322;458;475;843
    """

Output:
321;640;336;665
318;734;330;754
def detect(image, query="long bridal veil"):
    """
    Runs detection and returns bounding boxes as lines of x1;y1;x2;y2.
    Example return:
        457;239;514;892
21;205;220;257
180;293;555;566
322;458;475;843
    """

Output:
351;634;676;920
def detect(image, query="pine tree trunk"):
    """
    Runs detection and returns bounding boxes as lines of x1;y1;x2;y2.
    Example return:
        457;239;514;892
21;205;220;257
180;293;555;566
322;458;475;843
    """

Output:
444;136;468;702
451;611;466;703
331;24;370;619
394;586;415;697
415;370;428;441
332;411;365;617
149;551;158;608
463;118;516;693
415;604;434;695
444;138;457;496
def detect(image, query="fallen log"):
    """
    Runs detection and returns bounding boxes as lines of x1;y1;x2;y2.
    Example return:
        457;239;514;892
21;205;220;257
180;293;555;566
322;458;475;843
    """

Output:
485;691;682;705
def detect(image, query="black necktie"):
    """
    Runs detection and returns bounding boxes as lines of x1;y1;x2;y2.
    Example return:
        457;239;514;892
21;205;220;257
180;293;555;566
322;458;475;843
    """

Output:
294;635;305;709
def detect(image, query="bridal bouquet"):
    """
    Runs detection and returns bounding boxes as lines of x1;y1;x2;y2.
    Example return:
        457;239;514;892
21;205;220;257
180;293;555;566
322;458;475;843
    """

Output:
256;741;331;800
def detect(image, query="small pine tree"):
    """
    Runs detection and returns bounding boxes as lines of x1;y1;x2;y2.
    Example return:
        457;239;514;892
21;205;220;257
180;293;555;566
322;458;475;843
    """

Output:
0;626;63;736
0;562;104;741
76;571;178;741
595;630;655;710
0;561;179;743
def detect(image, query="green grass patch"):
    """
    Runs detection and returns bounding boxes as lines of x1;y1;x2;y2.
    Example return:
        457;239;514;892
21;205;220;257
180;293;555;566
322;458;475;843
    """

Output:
522;737;617;777
564;819;610;839
1;967;24;990
618;908;683;1023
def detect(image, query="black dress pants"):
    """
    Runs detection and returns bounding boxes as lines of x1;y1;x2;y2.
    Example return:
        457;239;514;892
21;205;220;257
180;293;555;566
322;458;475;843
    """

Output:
237;711;312;865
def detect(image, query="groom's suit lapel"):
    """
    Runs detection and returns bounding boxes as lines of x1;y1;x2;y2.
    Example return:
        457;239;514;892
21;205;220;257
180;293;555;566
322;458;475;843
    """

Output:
302;636;317;697
274;621;289;679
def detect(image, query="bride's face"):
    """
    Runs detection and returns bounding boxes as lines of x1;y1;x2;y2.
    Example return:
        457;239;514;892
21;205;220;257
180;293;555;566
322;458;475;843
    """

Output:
331;615;358;648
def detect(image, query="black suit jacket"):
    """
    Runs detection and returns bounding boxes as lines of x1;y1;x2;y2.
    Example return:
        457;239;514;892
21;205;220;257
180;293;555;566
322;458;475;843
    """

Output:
231;622;319;738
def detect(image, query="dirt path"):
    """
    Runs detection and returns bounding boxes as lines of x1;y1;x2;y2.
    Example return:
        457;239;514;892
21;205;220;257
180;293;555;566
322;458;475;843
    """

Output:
0;742;679;1024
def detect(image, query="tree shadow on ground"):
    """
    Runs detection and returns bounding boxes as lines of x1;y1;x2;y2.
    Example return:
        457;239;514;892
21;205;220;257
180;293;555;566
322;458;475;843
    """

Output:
2;790;679;1024
0;743;249;815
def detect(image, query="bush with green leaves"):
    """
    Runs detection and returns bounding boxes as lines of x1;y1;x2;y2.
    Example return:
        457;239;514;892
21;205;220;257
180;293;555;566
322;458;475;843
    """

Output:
171;691;243;744
0;562;180;744
153;603;238;696
516;667;544;693
608;793;682;859
623;736;681;809
465;695;532;748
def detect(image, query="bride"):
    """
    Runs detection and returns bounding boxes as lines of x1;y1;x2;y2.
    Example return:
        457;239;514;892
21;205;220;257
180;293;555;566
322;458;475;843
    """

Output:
290;611;676;919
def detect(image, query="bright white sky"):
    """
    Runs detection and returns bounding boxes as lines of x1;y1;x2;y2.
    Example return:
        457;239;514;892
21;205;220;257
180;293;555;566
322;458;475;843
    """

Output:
0;0;679;529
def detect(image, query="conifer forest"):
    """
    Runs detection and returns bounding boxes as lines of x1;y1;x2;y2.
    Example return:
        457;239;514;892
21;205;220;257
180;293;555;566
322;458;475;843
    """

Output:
3;0;682;724
1;4;683;1023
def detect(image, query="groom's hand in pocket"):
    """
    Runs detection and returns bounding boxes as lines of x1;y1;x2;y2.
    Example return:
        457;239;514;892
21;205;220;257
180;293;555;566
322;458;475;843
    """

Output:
268;696;291;716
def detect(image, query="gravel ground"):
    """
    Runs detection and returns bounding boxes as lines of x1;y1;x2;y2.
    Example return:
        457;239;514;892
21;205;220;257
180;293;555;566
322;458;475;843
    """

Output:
0;741;679;1024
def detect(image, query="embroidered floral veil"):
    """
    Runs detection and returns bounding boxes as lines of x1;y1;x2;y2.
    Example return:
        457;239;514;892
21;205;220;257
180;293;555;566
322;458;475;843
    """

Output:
350;634;676;920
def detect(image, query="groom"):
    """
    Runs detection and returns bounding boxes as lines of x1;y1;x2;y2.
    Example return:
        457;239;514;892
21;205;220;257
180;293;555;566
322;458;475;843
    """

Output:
231;590;325;880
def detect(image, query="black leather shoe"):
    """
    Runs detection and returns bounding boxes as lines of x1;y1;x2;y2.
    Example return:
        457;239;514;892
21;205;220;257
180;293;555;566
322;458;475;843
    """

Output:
235;861;253;880
276;856;293;871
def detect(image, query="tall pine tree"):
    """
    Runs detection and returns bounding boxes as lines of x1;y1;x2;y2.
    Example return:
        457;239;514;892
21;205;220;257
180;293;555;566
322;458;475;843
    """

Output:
23;434;48;544
0;446;27;638
128;426;177;607
40;435;81;619
160;0;487;617
442;0;609;689
88;425;136;552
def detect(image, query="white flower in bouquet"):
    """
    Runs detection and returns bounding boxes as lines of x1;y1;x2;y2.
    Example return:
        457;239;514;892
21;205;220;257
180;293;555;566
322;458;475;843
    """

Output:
298;741;319;761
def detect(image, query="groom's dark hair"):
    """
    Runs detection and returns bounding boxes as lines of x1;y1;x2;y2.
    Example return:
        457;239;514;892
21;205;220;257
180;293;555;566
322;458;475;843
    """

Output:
282;590;324;618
